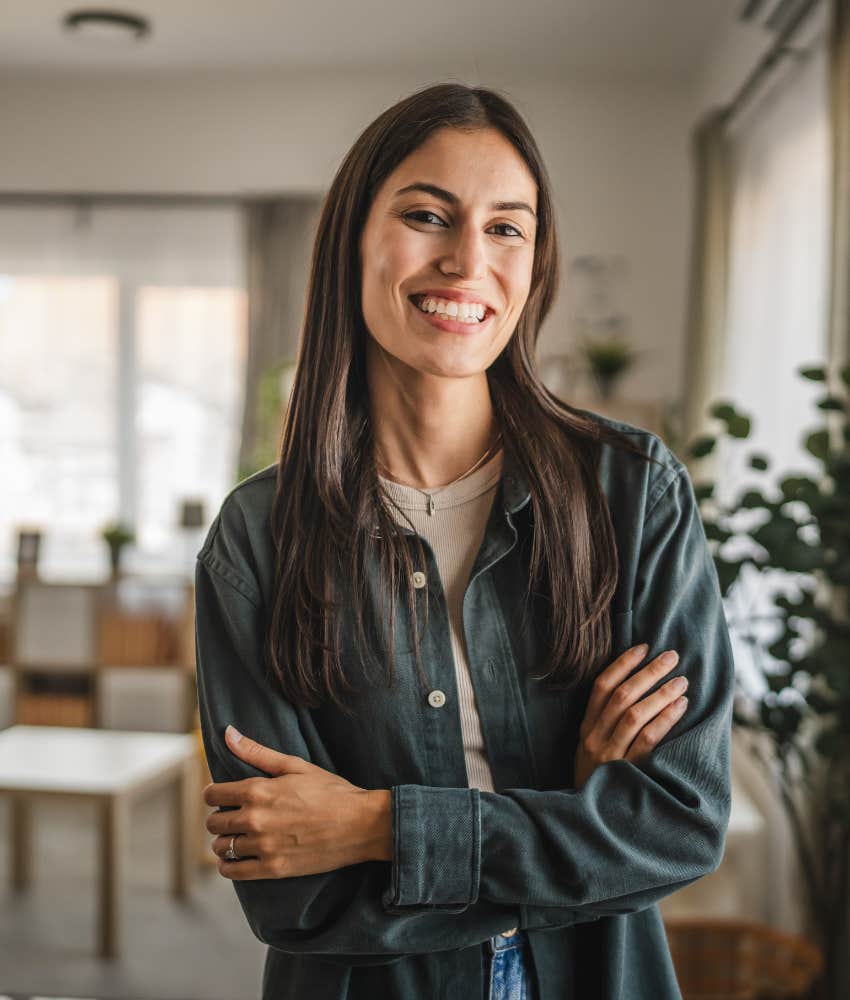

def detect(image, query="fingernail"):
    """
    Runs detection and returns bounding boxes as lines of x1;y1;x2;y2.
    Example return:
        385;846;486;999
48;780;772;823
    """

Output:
676;696;688;708
226;724;242;744
634;643;650;656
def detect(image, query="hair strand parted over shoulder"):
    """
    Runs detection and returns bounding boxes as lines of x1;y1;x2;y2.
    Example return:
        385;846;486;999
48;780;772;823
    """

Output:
263;82;664;716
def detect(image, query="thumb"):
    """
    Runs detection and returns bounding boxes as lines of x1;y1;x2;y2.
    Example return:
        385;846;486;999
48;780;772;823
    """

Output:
225;724;310;776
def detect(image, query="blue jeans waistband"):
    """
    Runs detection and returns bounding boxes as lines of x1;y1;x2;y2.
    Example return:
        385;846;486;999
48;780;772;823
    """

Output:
487;928;525;953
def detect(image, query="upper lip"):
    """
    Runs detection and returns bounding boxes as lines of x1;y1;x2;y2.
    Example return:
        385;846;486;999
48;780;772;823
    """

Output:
409;288;496;314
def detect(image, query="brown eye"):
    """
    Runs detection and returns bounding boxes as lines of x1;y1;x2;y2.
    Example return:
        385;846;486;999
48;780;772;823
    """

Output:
404;211;523;238
492;222;523;238
404;210;446;226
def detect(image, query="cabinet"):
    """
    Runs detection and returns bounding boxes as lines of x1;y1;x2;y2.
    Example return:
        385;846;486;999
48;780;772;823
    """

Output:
7;576;196;730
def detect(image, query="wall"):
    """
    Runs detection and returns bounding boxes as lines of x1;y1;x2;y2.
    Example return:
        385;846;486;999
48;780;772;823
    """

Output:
0;67;699;405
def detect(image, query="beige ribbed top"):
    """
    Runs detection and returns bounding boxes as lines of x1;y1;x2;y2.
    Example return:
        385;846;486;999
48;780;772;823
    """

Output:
378;447;504;794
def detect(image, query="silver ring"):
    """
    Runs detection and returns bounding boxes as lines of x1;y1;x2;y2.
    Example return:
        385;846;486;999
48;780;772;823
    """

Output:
223;834;241;861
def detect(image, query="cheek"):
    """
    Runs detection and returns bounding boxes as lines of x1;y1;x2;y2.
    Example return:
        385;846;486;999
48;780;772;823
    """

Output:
363;244;418;313
507;255;535;305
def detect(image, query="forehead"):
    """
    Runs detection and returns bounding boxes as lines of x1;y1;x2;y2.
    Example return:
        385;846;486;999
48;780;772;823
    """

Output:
382;127;537;208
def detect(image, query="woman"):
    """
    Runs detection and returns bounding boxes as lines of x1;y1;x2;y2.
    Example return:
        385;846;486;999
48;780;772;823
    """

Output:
195;83;735;1000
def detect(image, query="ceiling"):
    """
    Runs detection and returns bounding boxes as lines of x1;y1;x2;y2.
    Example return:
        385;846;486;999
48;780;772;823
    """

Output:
0;0;743;82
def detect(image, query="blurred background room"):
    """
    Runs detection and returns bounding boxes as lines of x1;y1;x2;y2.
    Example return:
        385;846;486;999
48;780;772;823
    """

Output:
0;1;847;998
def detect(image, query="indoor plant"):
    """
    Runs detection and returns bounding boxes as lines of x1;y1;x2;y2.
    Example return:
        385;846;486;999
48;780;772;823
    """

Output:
577;334;638;399
683;363;850;1000
101;521;135;577
237;358;297;482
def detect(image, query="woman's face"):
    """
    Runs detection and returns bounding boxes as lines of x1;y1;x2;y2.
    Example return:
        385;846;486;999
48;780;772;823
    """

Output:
359;126;538;380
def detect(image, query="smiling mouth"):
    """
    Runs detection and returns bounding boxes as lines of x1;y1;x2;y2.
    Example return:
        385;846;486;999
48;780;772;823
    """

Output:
407;294;496;324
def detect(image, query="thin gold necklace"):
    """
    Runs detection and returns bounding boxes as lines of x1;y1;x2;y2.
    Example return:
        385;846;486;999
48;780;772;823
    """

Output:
377;432;503;516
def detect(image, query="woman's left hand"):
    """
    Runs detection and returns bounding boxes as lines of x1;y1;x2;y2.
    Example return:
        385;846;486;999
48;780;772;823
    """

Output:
204;724;392;880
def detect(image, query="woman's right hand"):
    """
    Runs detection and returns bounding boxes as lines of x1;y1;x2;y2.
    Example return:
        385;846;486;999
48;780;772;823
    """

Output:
573;643;689;789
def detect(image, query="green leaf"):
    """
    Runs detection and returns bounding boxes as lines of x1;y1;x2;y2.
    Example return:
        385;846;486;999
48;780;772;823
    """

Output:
807;690;838;713
709;401;738;422
693;481;715;502
740;489;768;509
779;475;819;503
714;555;745;593
766;668;791;693
798;365;826;381
704;521;733;543
805;429;830;461
688;435;716;459
748;453;770;471
816;395;847;411
728;415;752;438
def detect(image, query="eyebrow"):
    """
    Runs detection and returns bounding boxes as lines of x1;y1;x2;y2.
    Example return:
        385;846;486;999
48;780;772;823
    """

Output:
393;182;537;219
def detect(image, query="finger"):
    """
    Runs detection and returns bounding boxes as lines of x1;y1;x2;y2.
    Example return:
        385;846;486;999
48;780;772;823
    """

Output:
582;643;650;732
206;805;249;837
608;682;689;759
224;725;311;778
218;857;269;880
203;778;262;808
624;696;689;765
592;650;681;743
212;833;259;861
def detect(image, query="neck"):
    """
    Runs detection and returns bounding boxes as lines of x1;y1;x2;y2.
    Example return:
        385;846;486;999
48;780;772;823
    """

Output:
367;338;500;490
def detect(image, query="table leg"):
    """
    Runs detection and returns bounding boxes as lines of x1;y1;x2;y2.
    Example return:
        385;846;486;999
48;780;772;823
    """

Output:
11;793;32;890
173;756;196;898
99;794;126;959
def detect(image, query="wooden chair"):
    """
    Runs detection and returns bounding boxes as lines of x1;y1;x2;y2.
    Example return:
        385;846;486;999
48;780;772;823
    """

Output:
664;916;823;1000
10;579;102;726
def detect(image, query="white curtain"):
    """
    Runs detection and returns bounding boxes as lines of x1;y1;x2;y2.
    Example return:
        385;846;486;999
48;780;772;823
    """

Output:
719;22;831;936
0;203;246;583
721;40;832;506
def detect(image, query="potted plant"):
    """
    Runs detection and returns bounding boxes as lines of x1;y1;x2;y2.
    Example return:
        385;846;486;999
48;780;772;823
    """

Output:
683;362;850;1000
101;521;135;577
577;333;638;399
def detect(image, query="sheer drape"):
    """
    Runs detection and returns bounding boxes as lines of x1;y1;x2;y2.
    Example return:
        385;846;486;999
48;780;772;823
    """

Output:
714;23;831;937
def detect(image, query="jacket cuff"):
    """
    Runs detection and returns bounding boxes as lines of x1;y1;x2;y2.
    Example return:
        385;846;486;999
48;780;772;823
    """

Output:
381;784;481;911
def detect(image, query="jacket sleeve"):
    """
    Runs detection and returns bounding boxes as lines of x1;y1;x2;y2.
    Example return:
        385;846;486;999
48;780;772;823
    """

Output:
384;460;735;915
193;529;589;965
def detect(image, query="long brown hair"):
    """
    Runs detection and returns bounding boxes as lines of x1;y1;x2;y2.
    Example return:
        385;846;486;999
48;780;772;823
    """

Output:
265;82;664;715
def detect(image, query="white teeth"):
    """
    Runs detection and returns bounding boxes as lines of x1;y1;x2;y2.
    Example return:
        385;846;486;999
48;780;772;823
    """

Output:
415;296;488;323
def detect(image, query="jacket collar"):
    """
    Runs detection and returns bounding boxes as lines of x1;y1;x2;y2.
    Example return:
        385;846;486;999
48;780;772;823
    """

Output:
501;448;533;515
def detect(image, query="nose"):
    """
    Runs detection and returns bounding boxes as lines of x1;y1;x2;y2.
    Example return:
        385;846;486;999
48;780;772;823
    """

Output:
440;222;487;281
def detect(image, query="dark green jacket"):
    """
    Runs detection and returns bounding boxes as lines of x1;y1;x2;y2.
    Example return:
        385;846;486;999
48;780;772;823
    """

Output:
194;411;734;1000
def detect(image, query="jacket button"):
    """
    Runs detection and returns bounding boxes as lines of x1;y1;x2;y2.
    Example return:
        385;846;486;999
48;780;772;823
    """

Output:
427;689;446;708
412;571;427;589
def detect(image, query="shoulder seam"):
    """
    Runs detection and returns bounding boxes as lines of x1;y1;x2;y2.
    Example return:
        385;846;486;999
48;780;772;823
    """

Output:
645;462;686;521
197;540;262;608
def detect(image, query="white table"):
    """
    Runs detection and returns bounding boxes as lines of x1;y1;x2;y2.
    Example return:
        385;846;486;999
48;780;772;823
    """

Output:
0;724;198;958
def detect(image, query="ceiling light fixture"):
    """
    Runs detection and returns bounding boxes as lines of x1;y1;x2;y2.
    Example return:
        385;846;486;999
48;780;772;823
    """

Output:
62;8;151;46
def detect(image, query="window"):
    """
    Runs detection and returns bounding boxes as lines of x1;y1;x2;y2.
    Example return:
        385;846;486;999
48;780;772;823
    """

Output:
719;25;831;699
0;204;247;584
